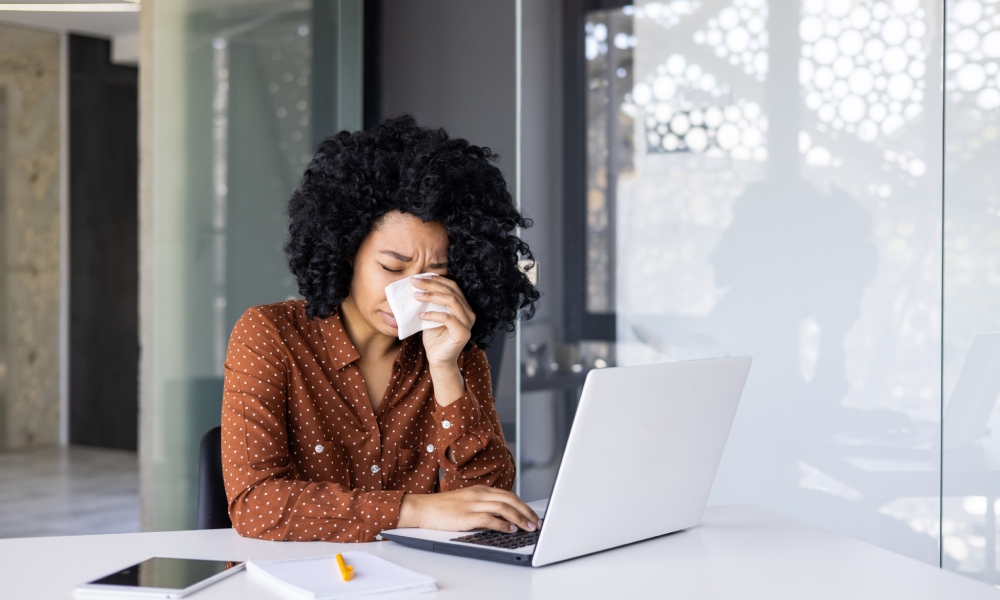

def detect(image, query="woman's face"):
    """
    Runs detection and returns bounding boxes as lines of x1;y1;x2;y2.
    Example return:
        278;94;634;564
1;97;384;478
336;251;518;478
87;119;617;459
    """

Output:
347;211;450;338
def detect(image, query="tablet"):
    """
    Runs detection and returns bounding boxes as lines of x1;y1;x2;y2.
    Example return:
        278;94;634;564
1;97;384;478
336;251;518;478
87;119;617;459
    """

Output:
74;557;245;598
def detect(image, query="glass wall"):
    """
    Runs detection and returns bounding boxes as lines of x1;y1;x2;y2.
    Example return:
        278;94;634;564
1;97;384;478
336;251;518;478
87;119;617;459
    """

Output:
518;0;948;569
942;0;1000;583
139;0;362;530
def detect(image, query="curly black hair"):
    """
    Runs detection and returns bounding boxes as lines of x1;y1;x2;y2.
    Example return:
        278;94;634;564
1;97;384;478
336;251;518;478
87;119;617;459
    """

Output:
285;115;540;349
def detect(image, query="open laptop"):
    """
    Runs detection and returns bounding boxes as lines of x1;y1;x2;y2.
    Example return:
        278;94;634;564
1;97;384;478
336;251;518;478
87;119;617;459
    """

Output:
382;356;752;567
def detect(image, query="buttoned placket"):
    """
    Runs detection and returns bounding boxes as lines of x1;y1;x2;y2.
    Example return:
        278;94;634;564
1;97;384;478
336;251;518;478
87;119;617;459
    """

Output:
348;360;385;491
372;360;406;487
319;311;423;492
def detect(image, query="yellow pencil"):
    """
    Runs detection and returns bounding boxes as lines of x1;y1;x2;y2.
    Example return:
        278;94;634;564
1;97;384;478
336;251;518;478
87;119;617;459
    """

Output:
335;553;354;582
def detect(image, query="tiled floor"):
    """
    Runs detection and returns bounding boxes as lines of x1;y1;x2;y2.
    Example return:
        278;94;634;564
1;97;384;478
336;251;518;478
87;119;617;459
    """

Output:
0;446;139;539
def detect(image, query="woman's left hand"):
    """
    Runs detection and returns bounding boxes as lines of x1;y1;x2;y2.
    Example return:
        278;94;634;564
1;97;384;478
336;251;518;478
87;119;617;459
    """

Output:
412;275;476;369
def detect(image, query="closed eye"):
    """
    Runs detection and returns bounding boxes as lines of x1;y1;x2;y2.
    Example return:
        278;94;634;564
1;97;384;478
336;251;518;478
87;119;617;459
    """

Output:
381;264;404;273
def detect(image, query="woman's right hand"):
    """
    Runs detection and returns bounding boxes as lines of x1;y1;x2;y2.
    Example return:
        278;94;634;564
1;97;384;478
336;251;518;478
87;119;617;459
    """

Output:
397;486;540;533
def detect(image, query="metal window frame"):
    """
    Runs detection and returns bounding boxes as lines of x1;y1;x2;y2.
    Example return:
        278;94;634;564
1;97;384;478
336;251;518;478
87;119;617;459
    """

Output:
562;0;631;342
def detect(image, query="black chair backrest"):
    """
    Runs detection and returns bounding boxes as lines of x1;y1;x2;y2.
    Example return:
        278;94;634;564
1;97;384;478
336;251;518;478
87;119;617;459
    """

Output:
197;425;232;529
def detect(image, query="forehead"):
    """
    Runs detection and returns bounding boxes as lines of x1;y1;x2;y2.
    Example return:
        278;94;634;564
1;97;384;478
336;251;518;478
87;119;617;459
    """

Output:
365;212;448;255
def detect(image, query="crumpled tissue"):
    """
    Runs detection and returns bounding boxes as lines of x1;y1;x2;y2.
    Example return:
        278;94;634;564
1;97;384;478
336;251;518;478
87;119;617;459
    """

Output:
384;274;452;340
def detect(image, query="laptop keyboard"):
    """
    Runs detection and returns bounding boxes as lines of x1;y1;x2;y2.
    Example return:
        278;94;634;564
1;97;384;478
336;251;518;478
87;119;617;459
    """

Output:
451;529;539;549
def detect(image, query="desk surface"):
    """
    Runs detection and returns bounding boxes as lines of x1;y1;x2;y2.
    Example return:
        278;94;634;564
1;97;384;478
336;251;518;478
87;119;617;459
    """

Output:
1;505;996;599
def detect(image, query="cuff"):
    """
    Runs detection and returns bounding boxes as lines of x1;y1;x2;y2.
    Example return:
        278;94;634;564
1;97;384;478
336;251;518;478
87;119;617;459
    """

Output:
362;489;406;538
434;387;494;466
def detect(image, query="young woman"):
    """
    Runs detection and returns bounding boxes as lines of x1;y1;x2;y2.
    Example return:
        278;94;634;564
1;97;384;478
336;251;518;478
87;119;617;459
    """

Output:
221;116;541;542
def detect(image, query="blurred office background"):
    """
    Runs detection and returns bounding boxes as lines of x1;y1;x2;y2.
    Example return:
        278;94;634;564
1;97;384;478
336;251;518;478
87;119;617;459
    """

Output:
1;0;1000;588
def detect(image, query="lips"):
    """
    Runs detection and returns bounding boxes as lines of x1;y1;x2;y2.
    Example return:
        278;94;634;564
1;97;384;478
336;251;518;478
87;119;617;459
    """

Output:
380;311;398;329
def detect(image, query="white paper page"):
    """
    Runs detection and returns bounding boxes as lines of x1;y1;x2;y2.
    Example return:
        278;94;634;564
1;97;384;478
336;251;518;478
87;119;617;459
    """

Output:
247;552;436;599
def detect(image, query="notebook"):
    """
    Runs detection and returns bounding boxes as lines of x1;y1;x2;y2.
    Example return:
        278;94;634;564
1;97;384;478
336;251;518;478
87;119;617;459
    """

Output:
246;552;436;599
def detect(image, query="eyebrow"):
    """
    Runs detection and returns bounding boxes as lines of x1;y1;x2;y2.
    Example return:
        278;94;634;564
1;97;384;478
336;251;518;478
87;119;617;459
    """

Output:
379;250;448;269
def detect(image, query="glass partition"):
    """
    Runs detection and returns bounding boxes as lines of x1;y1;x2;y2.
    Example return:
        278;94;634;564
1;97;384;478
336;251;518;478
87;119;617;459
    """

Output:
140;0;362;530
518;0;945;567
942;0;1000;583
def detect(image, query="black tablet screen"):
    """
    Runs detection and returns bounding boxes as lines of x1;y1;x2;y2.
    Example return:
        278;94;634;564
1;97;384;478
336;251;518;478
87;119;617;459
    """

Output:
90;557;239;590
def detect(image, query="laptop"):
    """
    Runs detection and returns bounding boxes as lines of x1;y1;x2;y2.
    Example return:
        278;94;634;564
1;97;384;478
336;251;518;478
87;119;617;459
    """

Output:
382;356;752;567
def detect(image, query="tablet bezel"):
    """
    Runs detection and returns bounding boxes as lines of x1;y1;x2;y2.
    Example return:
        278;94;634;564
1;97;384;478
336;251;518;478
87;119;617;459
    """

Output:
74;557;245;599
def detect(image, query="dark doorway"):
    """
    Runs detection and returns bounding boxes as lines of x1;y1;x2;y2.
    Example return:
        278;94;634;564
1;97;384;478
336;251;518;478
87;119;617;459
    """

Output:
68;34;138;450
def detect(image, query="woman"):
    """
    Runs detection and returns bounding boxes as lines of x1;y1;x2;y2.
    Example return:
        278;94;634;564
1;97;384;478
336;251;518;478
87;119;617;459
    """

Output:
221;116;541;543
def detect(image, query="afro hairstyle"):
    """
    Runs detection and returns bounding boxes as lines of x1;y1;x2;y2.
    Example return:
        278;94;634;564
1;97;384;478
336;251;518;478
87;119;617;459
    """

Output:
284;115;540;349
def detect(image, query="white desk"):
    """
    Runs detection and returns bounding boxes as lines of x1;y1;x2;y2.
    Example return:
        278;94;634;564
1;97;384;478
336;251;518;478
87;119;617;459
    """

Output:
2;505;997;599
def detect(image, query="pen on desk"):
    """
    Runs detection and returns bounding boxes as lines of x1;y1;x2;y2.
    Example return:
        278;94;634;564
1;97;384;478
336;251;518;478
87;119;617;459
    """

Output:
335;553;354;582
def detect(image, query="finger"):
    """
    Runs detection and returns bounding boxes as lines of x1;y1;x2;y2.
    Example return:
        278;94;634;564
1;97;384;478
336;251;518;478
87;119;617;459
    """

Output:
413;277;474;316
419;312;473;341
480;488;540;525
456;484;542;526
418;304;473;331
476;501;536;532
474;513;518;534
477;487;540;524
412;274;457;292
417;296;476;329
414;291;475;325
472;505;521;533
414;277;475;322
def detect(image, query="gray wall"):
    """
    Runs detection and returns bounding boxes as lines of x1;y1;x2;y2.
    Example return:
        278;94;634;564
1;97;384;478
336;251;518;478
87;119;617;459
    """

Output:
381;0;516;180
380;0;519;426
0;24;62;450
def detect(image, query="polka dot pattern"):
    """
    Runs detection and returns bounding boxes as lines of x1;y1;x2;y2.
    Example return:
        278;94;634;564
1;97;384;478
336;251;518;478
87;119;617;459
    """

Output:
220;300;515;543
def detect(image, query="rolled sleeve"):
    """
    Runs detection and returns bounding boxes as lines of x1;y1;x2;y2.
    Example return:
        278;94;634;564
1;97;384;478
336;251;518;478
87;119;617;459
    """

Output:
433;387;494;466
435;346;516;491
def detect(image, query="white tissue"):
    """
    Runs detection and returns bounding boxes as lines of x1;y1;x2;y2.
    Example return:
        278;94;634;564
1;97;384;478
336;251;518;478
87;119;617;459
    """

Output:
384;274;452;340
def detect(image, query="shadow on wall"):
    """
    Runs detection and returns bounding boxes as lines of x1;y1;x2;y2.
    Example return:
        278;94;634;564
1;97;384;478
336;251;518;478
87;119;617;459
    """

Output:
708;179;937;563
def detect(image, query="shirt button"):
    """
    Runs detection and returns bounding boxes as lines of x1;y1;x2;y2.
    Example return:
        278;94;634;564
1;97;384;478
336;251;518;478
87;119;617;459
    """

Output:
314;444;324;453
371;465;380;474
426;444;435;453
441;420;452;429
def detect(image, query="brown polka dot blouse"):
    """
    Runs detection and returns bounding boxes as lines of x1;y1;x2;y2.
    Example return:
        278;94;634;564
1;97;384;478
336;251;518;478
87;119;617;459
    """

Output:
221;300;515;543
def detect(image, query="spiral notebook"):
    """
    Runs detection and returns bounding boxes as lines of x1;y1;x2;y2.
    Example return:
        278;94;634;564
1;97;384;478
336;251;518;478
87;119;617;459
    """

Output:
246;552;436;599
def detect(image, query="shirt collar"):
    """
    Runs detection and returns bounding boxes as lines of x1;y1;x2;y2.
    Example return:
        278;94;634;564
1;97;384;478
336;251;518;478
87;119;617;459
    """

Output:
318;307;424;371
317;307;362;370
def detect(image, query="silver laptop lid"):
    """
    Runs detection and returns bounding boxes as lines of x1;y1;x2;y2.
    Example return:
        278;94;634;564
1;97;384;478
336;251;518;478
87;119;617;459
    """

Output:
531;356;752;567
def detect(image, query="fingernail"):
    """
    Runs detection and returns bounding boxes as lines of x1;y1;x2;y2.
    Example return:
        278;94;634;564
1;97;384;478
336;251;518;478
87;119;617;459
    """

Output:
414;290;426;297
509;524;517;532
526;522;536;531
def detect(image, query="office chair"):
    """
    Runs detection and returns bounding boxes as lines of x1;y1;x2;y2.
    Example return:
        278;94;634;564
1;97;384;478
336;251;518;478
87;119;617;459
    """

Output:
196;425;232;529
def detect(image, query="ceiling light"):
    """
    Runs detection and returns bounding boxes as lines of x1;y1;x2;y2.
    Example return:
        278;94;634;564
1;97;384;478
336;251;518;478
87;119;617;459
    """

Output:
0;3;140;11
